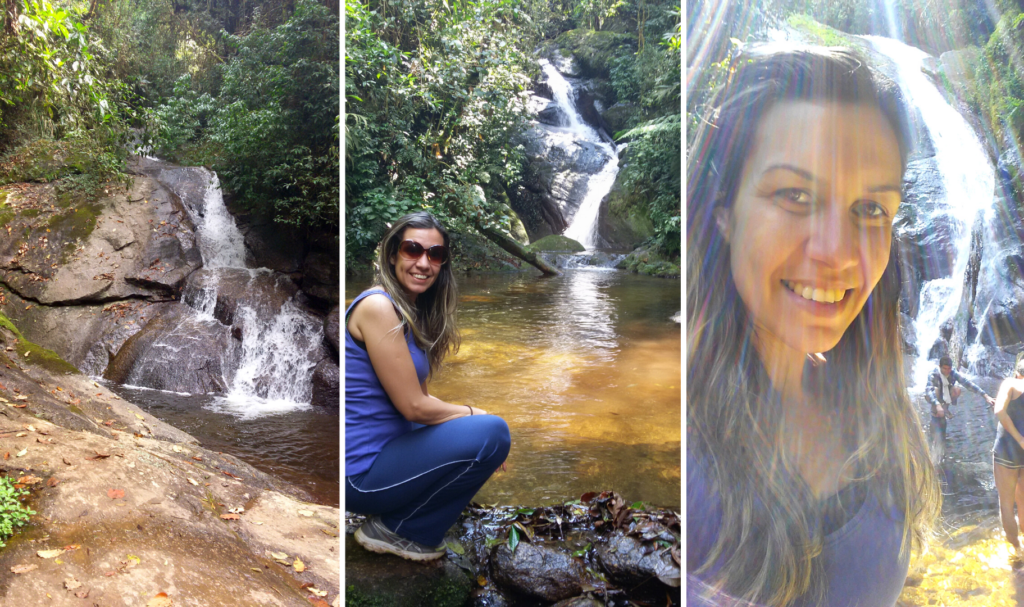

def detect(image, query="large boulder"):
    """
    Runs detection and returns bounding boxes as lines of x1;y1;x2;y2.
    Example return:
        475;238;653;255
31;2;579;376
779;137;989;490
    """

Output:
596;530;681;588
325;306;340;354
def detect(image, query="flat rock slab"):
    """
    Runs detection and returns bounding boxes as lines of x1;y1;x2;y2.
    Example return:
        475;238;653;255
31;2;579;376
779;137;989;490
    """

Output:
0;324;340;606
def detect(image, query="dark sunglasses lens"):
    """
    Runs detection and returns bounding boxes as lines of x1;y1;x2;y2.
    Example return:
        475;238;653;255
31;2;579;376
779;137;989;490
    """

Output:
427;246;449;264
399;240;424;259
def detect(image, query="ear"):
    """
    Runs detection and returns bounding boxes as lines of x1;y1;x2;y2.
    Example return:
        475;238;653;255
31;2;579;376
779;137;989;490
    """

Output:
713;207;733;243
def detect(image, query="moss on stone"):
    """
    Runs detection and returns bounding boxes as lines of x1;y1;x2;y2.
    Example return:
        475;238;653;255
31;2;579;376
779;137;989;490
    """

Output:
0;312;23;340
554;29;636;78
525;234;586;253
786;14;852;46
15;340;80;375
0;191;12;228
50;203;101;261
618;247;680;278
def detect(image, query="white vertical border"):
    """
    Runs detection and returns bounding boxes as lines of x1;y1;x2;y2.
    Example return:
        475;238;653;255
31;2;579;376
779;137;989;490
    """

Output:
338;0;348;601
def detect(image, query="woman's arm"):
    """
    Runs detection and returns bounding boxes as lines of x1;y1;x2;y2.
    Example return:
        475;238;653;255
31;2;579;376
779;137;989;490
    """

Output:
994;380;1024;446
349;293;485;425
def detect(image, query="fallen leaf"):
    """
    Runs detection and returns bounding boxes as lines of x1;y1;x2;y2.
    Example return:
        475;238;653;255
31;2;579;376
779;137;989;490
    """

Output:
74;590;89;599
64;578;81;590
187;478;199;486
477;575;487;586
46;477;59;487
14;395;27;400
107;488;125;499
269;551;288;560
146;592;172;607
135;413;144;420
172;445;184;453
37;549;65;559
15;448;26;457
308;588;327;597
219;513;240;520
293;558;305;573
3;452;8;460
87;451;110;460
17;475;42;484
15;432;26;437
11;564;38;574
26;425;34;432
297;509;314;517
309;600;330;607
320;528;338;537
61;457;71;465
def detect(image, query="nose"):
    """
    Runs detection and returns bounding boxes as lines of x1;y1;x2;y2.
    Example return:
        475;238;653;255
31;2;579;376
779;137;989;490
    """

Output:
805;202;859;272
413;250;433;270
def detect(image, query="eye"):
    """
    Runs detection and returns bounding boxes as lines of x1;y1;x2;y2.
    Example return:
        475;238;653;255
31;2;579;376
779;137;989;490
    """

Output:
852;200;889;219
771;188;813;208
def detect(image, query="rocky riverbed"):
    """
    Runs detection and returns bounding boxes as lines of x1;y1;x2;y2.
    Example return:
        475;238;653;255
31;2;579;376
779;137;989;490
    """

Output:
345;492;680;607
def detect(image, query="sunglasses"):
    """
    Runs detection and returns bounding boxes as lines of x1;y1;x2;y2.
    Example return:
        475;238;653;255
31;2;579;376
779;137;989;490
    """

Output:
397;239;449;265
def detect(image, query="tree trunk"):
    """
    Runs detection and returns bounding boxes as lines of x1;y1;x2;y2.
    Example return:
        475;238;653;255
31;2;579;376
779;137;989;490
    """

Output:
474;222;560;277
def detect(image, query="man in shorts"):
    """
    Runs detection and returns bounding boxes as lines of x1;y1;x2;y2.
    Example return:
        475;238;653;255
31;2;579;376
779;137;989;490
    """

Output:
925;355;996;465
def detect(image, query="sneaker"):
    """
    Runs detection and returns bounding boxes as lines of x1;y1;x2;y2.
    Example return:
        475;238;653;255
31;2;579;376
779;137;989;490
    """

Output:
354;516;444;562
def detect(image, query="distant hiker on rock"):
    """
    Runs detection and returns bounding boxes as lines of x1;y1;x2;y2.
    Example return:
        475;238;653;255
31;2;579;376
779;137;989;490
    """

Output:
925;355;995;465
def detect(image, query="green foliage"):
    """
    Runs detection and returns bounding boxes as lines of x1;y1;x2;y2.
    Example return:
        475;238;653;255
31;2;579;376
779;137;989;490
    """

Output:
0;475;34;548
554;28;635;77
346;0;534;263
785;13;851;46
151;0;340;228
617;114;680;254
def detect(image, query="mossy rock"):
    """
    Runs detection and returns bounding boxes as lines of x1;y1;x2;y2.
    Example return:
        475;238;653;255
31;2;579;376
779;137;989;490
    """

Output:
525;234;585;253
0;312;78;375
555;29;636;78
617;247;680;278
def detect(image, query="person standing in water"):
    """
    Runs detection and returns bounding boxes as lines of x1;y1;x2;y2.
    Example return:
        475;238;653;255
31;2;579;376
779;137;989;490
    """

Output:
992;358;1024;561
924;355;995;465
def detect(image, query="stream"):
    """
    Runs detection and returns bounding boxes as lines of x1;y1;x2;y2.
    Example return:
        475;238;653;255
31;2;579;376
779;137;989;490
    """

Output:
347;267;681;511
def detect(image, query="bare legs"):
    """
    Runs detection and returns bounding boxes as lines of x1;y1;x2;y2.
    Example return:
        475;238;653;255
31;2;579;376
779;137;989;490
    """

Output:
994;461;1024;554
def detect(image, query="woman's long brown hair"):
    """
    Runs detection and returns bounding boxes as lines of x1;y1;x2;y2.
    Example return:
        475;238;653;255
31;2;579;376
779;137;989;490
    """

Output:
687;45;940;605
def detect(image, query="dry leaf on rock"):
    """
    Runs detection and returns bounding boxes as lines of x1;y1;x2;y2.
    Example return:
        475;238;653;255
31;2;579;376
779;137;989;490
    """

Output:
107;488;125;499
145;592;173;607
37;549;65;559
17;475;42;484
11;564;38;574
219;513;240;520
308;588;327;597
293;558;305;573
297;509;314;517
64;578;81;590
46;477;59;487
74;590;89;599
15;448;26;457
269;551;288;560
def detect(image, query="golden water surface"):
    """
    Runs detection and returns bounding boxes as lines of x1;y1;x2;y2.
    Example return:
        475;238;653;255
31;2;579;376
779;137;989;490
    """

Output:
347;269;681;510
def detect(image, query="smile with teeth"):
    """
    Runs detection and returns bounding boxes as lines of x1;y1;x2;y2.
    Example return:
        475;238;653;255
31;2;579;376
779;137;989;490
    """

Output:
412;273;430;280
782;280;849;304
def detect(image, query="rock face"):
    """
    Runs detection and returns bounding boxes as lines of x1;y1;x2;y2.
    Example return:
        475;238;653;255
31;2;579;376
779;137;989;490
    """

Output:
1;157;336;403
596;531;681;588
311;358;339;408
325;306;340;354
490;543;586;602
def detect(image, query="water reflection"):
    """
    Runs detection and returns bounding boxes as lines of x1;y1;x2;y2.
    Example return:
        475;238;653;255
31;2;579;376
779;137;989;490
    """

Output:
347;269;682;509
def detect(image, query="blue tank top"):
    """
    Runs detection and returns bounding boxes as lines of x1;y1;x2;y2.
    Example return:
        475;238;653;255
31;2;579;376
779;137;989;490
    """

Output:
687;452;909;607
345;289;430;475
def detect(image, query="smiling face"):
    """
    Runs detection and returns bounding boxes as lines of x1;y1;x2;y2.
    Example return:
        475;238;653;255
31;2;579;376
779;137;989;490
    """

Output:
718;101;902;357
389;227;445;302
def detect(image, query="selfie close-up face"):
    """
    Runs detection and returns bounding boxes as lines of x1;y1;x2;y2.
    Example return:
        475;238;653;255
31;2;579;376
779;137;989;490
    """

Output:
719;100;903;356
389;227;445;299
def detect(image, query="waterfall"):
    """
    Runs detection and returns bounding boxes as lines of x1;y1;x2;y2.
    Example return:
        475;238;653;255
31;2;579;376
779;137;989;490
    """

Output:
538;59;620;249
864;36;996;390
154;170;322;415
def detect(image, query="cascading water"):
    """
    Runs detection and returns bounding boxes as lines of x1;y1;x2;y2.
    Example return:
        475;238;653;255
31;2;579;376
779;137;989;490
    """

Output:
539;59;621;249
864;36;996;391
146;168;323;416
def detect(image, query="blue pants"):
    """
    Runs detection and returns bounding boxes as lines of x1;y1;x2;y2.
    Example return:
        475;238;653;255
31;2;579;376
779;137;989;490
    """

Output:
346;415;510;546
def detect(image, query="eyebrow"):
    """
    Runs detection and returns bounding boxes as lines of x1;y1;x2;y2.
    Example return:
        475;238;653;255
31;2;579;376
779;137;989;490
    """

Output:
761;164;901;195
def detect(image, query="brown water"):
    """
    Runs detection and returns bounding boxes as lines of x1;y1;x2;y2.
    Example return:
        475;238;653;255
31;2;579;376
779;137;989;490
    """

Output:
347;268;681;510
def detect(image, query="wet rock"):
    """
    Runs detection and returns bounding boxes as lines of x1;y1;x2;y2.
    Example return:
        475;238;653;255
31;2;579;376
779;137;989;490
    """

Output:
596;530;681;588
302;249;341;308
552;597;605;607
312;358;340;408
490;543;585;602
538;102;570;127
232;206;307;274
470;587;514;607
325;306;340;354
526;235;585;253
104;304;241;394
183;268;298;327
601;102;637;135
901;313;918;355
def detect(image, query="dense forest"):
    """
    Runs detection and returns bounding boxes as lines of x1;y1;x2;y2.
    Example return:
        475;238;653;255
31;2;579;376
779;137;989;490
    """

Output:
0;0;339;231
346;0;681;272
